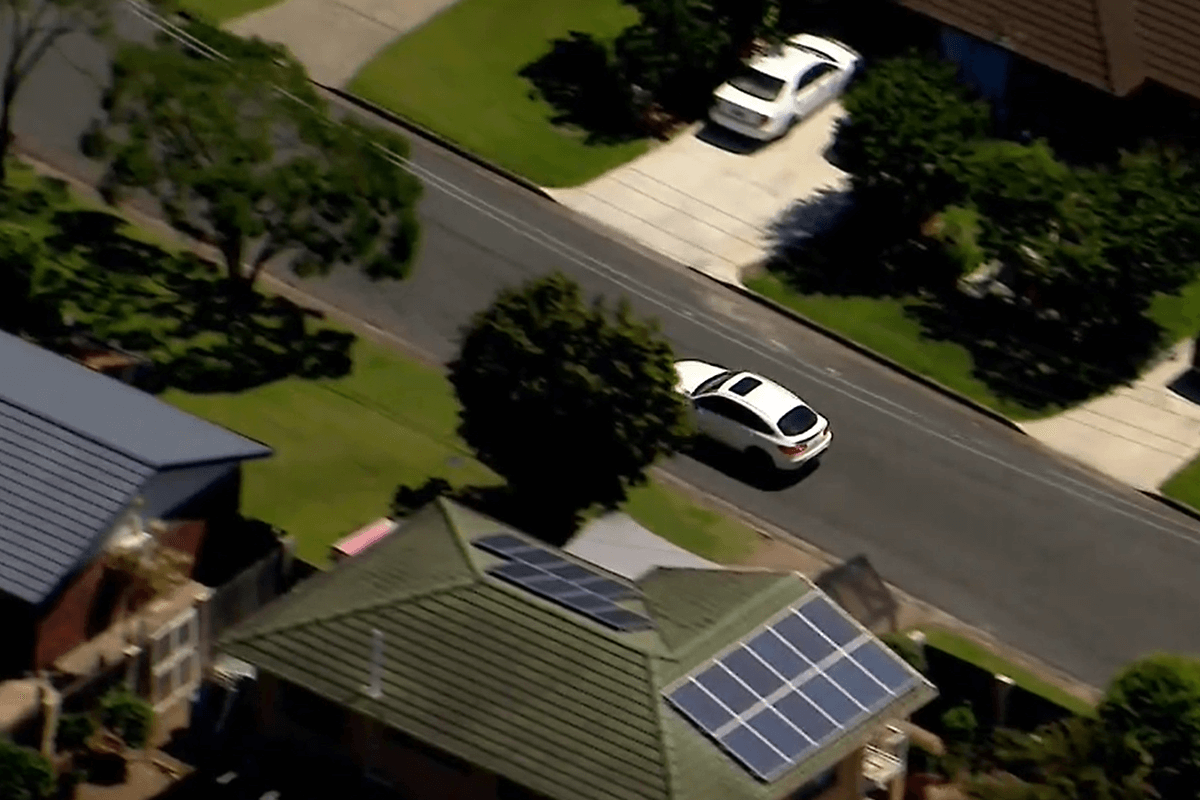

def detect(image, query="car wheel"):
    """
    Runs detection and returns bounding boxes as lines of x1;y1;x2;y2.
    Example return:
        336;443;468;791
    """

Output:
745;447;775;475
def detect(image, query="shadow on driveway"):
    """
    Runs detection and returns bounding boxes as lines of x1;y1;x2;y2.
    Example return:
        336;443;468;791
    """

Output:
681;438;821;491
694;121;772;155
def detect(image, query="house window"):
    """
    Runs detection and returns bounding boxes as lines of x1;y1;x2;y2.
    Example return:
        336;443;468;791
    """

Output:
149;608;201;708
789;766;837;800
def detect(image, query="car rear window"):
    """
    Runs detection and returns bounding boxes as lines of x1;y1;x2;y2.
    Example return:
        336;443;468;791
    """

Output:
730;67;785;101
778;405;819;436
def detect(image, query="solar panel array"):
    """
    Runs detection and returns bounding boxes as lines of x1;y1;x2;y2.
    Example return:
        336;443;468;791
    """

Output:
474;534;652;632
665;594;923;782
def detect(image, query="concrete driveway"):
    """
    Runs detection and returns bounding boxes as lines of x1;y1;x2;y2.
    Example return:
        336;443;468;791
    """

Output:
1023;342;1200;491
547;101;852;285
227;0;459;88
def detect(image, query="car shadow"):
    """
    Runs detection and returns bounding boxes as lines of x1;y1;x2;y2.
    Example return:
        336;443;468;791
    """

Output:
1168;367;1200;404
694;121;772;155
681;437;820;491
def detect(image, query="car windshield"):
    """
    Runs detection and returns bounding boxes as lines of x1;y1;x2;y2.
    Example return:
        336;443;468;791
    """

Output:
778;405;819;436
729;67;785;101
694;370;734;396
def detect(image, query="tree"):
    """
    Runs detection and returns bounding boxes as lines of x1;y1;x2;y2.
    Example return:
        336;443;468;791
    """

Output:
98;688;154;749
832;51;990;227
974;716;1156;800
0;0;107;182
1098;654;1200;800
84;29;421;295
0;223;45;334
0;740;54;800
448;272;691;525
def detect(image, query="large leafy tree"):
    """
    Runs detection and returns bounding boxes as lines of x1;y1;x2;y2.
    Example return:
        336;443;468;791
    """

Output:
448;272;691;522
975;716;1156;800
0;0;108;182
0;740;54;800
84;30;421;295
1099;654;1200;800
832;51;990;227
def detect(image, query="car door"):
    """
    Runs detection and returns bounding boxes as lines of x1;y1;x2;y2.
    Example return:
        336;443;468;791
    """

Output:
792;62;839;121
693;395;745;447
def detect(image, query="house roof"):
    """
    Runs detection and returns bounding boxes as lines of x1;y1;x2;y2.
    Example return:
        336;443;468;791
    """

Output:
896;0;1200;99
0;331;272;605
221;499;936;800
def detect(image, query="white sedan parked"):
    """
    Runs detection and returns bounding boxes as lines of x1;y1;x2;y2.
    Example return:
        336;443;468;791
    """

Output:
674;360;832;471
708;34;861;141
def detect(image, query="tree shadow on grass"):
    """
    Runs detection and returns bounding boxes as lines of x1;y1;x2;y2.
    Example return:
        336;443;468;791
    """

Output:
906;294;1166;412
518;31;643;146
41;208;355;394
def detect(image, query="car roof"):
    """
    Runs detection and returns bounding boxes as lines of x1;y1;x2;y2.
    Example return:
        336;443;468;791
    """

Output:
717;372;806;420
747;45;825;81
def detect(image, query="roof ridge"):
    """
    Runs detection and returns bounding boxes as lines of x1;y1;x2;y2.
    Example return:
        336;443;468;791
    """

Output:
224;572;480;643
646;655;677;800
659;570;801;662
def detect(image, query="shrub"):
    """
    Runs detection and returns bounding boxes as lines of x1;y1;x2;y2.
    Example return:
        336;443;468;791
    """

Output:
54;714;95;751
0;739;54;800
98;689;154;749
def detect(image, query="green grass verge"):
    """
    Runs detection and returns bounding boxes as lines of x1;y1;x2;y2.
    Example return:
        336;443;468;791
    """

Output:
1160;454;1200;513
747;271;1200;423
166;338;760;565
175;0;282;24
745;272;1055;421
920;626;1097;717
347;0;649;187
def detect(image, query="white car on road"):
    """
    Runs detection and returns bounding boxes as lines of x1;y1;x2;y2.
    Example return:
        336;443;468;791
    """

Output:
708;34;861;141
674;360;832;471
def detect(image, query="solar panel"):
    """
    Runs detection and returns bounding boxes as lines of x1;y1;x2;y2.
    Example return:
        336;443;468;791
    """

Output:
476;534;651;632
664;591;927;782
474;533;535;558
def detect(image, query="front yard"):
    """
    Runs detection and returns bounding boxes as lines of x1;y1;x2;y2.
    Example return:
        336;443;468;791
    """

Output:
166;335;760;565
347;0;650;187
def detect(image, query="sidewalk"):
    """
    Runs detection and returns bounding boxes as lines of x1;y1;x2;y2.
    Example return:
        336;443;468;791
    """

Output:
1022;340;1200;491
226;0;460;88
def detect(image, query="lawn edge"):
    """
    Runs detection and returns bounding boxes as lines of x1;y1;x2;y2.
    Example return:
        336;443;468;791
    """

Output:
724;267;1028;434
1139;487;1200;525
318;83;557;201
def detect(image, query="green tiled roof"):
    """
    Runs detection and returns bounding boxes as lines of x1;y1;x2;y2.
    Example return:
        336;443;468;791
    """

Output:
221;499;935;800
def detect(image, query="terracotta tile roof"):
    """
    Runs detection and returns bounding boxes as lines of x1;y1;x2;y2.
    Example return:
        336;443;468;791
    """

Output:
895;0;1200;99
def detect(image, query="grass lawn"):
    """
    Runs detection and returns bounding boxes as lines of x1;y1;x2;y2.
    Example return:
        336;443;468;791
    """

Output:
166;337;760;565
176;0;282;24
745;272;1055;421
747;270;1200;423
347;0;649;187
1160;453;1200;512
919;626;1097;717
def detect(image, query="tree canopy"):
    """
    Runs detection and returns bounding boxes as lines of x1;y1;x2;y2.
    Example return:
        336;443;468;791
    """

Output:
1099;654;1200;800
0;740;53;800
448;272;690;524
832;50;991;226
83;28;421;293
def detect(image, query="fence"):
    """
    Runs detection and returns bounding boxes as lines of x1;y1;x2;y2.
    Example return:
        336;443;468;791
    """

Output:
204;538;316;641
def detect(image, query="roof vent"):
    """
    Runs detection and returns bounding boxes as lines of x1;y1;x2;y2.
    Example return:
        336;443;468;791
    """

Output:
364;629;384;699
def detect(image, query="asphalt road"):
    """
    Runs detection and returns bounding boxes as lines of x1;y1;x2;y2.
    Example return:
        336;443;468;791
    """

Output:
14;4;1200;687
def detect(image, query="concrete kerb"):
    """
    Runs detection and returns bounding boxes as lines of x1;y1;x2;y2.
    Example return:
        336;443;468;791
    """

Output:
317;83;556;202
1138;489;1200;525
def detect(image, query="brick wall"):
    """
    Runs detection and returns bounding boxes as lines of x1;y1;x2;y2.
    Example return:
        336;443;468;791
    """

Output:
158;520;207;577
33;559;108;670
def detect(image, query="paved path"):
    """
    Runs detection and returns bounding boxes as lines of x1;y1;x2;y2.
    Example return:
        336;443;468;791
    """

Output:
1024;342;1200;491
227;0;459;88
548;103;850;285
16;7;1200;689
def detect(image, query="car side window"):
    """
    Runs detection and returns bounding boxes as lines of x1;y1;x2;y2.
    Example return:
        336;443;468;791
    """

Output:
697;396;772;434
796;62;836;92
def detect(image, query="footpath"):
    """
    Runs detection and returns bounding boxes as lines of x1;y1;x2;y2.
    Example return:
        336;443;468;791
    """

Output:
16;145;1103;712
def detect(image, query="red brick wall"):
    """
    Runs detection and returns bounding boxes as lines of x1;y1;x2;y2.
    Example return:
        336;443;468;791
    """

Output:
33;559;107;669
158;521;207;578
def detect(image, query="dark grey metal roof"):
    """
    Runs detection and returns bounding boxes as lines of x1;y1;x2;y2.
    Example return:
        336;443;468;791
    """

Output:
0;331;273;605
